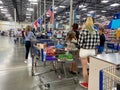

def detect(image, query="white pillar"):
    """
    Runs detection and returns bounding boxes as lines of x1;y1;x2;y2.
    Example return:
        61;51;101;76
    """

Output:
52;0;54;30
44;0;46;31
14;8;17;32
69;0;73;31
39;0;42;31
32;4;35;22
37;4;38;19
39;0;41;17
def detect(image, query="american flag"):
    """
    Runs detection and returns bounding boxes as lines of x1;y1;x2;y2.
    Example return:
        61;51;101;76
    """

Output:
46;7;53;24
33;21;38;28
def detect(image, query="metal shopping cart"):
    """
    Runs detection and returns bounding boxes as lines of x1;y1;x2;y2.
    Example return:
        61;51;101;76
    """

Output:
99;66;120;90
31;39;55;76
38;50;79;89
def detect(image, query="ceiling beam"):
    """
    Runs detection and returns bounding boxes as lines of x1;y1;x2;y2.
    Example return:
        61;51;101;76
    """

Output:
11;0;20;22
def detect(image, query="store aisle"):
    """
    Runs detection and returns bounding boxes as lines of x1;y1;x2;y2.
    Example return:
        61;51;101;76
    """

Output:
0;36;87;90
0;36;34;90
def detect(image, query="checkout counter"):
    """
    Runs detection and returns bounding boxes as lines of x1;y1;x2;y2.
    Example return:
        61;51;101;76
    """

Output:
88;53;120;90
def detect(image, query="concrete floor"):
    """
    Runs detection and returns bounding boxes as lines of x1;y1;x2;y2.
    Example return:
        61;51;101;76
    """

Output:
0;36;87;90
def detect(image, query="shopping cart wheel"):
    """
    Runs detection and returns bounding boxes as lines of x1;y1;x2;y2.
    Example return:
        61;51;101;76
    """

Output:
73;78;79;84
35;62;37;67
32;72;34;76
45;83;50;89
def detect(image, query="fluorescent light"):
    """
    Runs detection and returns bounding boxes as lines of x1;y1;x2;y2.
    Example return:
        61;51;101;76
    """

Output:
66;12;69;14
54;7;58;10
59;6;66;8
83;18;86;20
0;1;3;4
0;6;3;8
58;16;61;18
88;11;95;13
6;14;11;17
1;11;7;13
1;8;8;12
79;5;86;8
101;0;109;3
29;0;37;1
101;10;107;12
110;3;120;7
26;16;31;18
26;13;32;15
87;14;91;16
82;8;87;11
62;16;66;18
54;11;57;13
30;2;38;4
8;17;12;19
96;15;100;17
27;8;34;11
76;15;80;19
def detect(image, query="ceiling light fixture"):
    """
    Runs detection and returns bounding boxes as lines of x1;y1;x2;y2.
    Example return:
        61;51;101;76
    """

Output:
88;11;95;13
59;6;66;8
30;2;38;4
8;17;12;19
96;15;100;17
54;7;58;10
0;1;3;4
26;16;31;18
6;14;11;17
62;16;66;18
1;8;8;12
58;16;61;17
27;8;34;11
54;11;57;13
28;0;38;2
26;13;32;15
79;5;86;8
82;8;87;11
1;11;7;13
110;3;120;7
101;0;109;3
101;10;107;12
0;6;3;8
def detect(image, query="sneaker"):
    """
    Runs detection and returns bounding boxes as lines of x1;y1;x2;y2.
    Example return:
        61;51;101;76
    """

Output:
24;60;27;64
79;81;88;88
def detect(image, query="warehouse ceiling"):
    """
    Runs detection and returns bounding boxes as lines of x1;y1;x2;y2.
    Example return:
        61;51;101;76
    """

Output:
0;0;120;24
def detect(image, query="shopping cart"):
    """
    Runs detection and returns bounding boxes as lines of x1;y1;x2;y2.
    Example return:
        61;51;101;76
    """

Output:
38;50;79;89
99;66;120;90
31;39;55;76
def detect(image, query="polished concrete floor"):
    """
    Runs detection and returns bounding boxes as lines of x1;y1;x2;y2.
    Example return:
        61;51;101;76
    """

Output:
0;36;87;90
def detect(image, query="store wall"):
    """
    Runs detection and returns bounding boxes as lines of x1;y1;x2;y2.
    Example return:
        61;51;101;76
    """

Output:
0;20;32;31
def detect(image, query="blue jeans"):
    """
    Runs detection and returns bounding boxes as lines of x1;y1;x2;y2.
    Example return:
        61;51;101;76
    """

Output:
97;46;104;54
25;41;31;59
